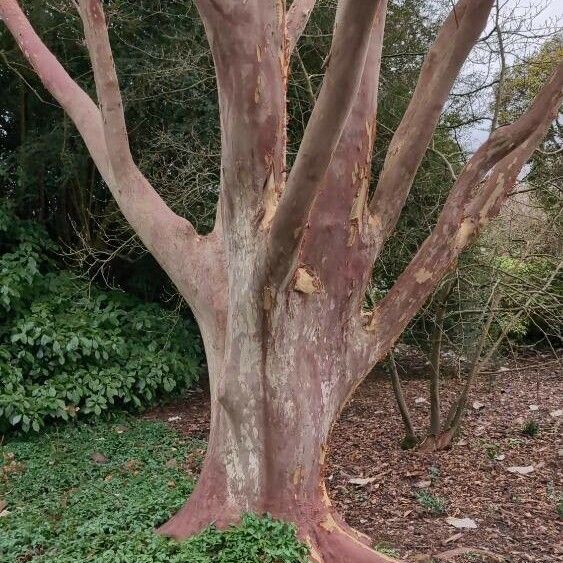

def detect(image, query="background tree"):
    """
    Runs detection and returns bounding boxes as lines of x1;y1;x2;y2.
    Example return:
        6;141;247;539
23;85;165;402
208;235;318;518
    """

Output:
1;1;562;562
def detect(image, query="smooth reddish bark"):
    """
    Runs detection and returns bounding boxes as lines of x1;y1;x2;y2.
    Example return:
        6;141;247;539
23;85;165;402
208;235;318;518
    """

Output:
2;0;562;560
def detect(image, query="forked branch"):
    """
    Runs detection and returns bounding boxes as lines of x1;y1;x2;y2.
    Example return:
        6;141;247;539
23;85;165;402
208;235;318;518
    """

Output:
368;0;494;249
0;0;219;309
287;0;317;55
366;62;563;363
269;0;384;285
76;0;136;186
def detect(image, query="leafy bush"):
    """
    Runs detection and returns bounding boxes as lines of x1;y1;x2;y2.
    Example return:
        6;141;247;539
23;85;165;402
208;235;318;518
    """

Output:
493;256;562;343
415;489;448;515
0;417;309;562
0;205;202;432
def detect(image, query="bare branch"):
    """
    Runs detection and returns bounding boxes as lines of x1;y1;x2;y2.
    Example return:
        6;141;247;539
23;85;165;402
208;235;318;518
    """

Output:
368;0;494;245
76;0;135;185
0;0;222;310
365;62;563;363
287;0;317;55
269;0;384;286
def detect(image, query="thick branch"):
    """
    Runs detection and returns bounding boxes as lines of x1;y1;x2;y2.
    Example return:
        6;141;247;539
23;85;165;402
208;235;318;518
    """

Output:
299;1;388;298
76;0;135;185
194;1;286;252
269;0;383;286
365;62;563;364
0;0;222;312
287;0;317;55
368;0;494;245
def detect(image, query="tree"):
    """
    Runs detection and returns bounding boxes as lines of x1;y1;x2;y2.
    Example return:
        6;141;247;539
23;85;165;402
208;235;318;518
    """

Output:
1;0;562;560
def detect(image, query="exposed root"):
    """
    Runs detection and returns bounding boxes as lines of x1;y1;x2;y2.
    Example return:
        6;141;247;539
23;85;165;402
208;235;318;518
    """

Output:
305;515;404;563
418;429;454;453
157;478;237;539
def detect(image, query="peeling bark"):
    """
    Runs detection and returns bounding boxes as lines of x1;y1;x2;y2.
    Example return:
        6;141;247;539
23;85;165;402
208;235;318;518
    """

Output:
2;0;562;561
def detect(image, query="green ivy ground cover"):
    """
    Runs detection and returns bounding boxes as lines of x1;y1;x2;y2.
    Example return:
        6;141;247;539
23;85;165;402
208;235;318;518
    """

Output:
0;417;309;562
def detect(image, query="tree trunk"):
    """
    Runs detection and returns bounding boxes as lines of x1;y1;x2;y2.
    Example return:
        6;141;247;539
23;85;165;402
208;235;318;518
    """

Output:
159;300;397;563
388;350;417;446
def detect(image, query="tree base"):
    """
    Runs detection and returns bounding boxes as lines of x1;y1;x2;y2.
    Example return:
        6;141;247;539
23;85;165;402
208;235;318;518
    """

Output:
417;429;454;453
158;489;403;562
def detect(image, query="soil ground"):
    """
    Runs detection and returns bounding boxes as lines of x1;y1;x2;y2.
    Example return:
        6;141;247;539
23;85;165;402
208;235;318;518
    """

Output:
145;353;562;562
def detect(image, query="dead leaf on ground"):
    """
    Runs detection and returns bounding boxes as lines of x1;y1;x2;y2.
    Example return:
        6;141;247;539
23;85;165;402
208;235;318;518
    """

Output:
349;476;378;486
435;546;504;561
472;401;485;410
528;405;539;411
415;480;432;488
442;532;463;545
507;465;534;475
445;517;477;529
90;452;108;464
494;453;506;461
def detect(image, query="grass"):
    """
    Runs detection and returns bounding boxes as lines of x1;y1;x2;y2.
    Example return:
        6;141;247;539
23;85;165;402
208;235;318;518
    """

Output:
0;417;308;562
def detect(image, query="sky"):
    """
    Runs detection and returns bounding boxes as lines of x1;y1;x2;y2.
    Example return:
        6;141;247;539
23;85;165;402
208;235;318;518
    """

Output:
458;0;562;149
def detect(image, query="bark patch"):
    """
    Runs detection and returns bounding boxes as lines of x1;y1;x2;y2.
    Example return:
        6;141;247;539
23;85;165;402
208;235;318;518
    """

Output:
293;266;321;294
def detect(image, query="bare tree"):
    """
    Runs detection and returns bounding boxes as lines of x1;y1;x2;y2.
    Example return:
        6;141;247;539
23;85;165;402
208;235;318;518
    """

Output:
1;0;561;560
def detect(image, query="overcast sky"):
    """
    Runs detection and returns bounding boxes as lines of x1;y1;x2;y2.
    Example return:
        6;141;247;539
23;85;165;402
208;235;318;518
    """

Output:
457;0;562;149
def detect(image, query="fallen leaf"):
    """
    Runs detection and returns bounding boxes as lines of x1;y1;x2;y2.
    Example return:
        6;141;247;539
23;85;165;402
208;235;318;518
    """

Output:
90;452;108;464
507;465;534;475
528;405;539;411
435;547;503;561
445;517;477;529
456;439;468;446
494;453;506;461
472;401;485;410
415;480;432;488
442;532;463;545
349;476;377;486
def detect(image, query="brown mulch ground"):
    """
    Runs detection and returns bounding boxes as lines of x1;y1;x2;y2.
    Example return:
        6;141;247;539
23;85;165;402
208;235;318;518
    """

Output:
145;354;562;563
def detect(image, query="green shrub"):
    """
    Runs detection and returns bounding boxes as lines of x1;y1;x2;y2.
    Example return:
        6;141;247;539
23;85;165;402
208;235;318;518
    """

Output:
415;489;448;515
375;542;400;557
521;419;540;438
0;205;202;433
0;417;309;562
